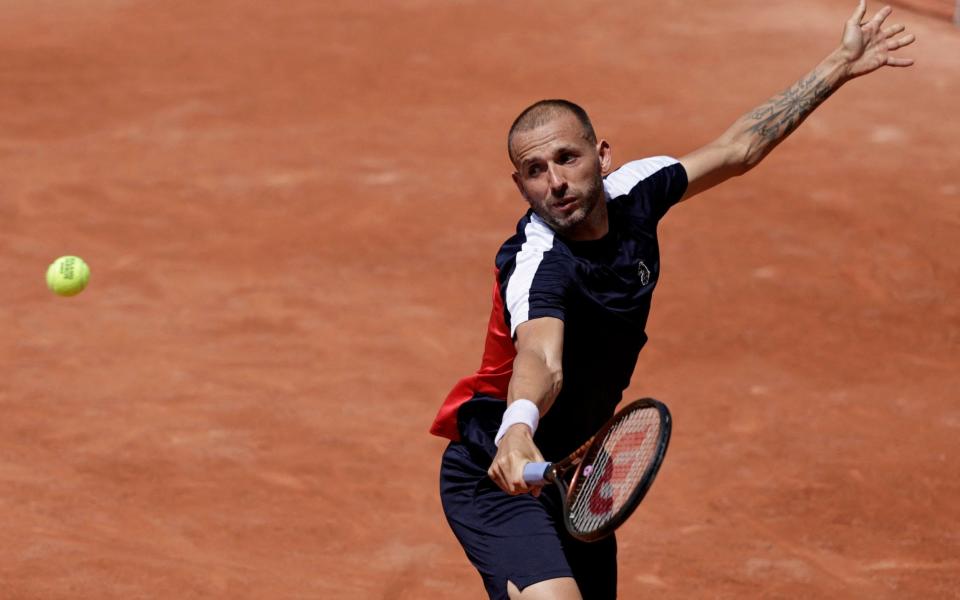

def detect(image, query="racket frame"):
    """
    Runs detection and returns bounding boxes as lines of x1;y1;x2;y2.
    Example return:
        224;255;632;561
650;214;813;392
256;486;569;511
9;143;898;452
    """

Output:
548;398;672;542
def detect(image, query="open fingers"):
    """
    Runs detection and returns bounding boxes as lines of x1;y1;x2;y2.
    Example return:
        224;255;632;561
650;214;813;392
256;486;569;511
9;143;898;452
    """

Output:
882;23;905;38
885;56;915;67
850;0;867;25
887;32;916;51
868;5;894;29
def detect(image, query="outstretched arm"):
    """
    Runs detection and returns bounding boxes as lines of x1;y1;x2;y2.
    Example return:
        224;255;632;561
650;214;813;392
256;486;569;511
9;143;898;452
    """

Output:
679;1;916;201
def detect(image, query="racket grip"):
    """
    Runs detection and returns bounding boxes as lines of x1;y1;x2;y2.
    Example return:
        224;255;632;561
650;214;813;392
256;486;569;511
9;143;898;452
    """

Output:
523;462;551;485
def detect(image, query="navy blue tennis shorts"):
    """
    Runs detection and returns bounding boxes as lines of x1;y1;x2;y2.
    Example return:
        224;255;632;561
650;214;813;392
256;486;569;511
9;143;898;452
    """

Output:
439;399;617;599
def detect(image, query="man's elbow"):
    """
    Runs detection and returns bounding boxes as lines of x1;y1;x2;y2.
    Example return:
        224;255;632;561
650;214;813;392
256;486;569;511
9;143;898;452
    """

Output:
538;358;563;403
730;140;759;175
549;369;563;398
705;139;752;179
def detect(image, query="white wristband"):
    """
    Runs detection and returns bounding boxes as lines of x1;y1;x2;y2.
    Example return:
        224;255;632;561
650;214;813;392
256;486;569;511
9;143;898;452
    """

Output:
494;399;540;447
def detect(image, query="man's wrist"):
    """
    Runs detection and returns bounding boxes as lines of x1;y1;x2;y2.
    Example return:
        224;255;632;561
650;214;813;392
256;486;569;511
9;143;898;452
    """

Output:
825;47;855;83
494;399;540;446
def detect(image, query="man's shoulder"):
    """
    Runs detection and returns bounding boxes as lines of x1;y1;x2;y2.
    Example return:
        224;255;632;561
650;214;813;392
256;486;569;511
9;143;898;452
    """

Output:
494;212;572;272
604;156;683;199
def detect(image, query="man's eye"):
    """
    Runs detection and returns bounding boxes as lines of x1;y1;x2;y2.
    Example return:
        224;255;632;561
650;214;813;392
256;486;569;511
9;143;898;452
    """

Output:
528;166;542;177
559;153;576;164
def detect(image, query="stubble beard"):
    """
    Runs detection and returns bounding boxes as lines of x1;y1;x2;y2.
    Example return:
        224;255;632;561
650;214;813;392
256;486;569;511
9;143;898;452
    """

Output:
536;171;606;238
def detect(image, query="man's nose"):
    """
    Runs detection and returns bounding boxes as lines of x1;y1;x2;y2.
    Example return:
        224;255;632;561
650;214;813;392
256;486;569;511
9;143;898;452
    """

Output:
547;164;566;194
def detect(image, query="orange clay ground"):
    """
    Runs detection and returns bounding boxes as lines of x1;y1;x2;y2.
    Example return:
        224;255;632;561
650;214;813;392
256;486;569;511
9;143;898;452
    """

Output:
2;1;958;598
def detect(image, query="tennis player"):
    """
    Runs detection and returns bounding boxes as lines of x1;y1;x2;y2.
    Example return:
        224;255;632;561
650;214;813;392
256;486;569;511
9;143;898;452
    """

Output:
430;3;914;598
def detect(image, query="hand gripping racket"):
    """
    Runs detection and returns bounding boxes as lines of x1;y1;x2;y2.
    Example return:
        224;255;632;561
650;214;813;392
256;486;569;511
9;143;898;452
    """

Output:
522;398;671;542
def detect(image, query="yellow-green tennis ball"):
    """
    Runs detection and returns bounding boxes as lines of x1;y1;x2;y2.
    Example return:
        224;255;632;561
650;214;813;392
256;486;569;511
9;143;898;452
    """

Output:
46;256;91;297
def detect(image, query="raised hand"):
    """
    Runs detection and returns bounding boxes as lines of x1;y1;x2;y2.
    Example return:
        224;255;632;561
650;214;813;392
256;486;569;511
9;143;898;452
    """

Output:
840;0;916;79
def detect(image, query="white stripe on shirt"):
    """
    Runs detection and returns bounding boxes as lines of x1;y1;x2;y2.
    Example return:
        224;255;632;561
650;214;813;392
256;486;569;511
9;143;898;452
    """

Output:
604;156;679;199
505;213;556;336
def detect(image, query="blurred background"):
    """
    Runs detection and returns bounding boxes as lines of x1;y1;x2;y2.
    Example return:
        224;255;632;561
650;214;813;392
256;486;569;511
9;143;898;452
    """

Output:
2;0;958;597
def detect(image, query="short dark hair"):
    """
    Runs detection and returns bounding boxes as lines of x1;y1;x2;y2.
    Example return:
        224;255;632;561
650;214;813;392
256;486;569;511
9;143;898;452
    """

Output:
507;99;597;165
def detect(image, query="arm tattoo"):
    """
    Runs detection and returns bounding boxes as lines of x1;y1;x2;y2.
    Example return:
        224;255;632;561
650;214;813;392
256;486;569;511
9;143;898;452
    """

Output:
747;69;836;141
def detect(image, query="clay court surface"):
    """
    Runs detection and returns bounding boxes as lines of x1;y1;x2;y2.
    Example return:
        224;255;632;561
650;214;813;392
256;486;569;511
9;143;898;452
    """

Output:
3;0;959;597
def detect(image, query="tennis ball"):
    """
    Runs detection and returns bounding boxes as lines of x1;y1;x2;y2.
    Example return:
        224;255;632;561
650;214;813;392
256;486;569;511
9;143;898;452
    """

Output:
46;256;91;297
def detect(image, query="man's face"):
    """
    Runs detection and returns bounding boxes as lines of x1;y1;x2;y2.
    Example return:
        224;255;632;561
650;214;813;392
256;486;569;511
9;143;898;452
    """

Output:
510;112;611;240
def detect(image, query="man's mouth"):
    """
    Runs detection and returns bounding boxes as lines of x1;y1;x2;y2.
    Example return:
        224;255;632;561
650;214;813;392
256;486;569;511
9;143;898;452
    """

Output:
554;196;578;212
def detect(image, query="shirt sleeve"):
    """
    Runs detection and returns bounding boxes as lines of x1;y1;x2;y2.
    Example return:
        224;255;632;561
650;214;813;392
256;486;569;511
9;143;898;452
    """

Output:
603;156;688;227
500;215;573;337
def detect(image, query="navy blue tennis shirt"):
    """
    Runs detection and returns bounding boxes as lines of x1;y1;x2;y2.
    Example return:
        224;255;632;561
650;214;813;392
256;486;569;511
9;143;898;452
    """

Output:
431;156;687;461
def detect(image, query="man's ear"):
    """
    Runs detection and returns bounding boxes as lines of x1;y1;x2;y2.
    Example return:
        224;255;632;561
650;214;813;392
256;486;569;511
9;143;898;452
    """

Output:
511;171;528;201
597;139;612;176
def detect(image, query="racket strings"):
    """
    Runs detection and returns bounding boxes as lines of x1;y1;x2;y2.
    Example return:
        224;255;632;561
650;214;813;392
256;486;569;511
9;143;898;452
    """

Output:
568;408;661;534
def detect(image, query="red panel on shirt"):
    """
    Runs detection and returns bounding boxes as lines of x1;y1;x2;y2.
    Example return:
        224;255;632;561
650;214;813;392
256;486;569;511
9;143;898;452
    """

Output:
429;271;515;441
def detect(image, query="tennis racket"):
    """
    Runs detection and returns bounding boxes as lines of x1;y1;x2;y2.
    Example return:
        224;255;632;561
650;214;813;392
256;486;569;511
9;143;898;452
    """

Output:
522;398;671;542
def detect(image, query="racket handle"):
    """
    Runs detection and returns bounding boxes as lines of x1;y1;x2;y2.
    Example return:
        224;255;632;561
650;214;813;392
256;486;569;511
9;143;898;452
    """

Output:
523;462;551;485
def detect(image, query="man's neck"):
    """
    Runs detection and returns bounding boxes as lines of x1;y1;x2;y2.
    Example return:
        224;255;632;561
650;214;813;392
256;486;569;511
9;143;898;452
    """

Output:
564;197;609;241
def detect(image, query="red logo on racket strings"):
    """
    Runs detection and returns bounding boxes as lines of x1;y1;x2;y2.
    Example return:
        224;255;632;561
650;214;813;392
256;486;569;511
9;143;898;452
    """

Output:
586;427;648;516
588;464;614;515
